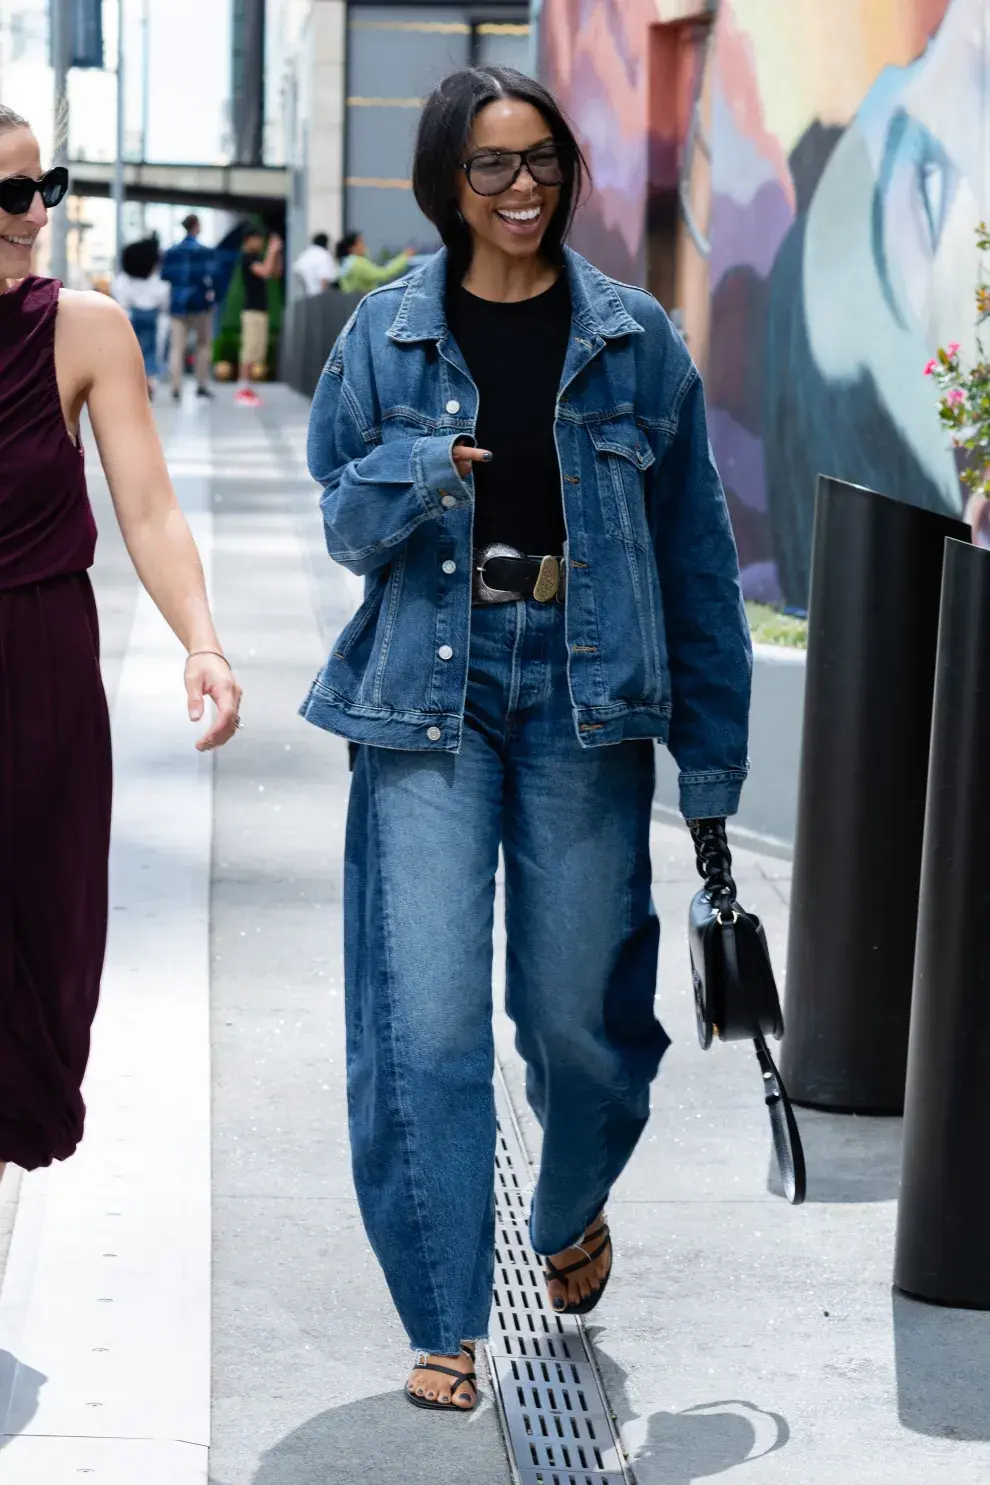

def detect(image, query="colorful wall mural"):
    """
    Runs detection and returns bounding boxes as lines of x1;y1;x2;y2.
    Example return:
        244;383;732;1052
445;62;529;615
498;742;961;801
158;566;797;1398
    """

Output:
542;0;989;607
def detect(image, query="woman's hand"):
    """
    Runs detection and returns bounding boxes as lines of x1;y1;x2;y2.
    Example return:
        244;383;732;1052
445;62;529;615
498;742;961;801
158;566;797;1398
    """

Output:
453;443;493;480
184;652;243;752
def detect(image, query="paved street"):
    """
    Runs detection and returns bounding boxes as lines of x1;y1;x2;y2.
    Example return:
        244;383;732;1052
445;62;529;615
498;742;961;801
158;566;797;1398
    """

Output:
0;385;986;1482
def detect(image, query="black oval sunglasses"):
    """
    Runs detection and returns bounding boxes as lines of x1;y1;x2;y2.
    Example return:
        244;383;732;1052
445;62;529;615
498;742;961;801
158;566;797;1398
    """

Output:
0;167;69;218
459;143;567;198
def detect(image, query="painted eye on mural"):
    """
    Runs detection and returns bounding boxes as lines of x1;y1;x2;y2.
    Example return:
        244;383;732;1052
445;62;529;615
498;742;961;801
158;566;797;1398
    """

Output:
915;145;954;255
918;160;944;249
876;110;958;257
873;109;959;327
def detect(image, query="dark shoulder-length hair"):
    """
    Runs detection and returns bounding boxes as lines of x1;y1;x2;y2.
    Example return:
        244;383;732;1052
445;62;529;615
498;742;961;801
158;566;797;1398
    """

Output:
412;66;588;276
121;236;160;280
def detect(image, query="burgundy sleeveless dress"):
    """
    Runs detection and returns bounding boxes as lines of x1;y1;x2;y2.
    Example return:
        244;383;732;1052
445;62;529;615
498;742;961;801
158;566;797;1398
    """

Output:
0;275;111;1170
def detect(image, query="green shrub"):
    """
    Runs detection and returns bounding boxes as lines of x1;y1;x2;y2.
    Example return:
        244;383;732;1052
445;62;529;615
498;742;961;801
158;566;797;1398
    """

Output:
746;602;808;649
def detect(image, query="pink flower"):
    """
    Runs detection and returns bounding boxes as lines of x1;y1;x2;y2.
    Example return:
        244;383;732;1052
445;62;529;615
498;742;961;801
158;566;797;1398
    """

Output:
946;387;965;405
924;358;938;376
948;342;961;357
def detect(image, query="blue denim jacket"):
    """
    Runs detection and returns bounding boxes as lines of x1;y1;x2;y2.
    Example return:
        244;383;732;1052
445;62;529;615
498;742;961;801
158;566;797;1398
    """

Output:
160;235;215;315
302;247;751;818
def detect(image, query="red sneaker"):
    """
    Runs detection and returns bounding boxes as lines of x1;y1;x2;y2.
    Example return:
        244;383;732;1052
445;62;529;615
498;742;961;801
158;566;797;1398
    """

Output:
234;387;262;407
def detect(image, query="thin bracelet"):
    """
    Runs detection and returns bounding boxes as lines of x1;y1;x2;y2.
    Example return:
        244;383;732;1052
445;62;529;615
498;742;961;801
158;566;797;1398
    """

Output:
186;649;232;670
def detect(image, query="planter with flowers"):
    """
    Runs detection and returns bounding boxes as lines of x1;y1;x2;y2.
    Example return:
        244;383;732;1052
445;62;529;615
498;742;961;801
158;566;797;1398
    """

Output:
926;222;990;546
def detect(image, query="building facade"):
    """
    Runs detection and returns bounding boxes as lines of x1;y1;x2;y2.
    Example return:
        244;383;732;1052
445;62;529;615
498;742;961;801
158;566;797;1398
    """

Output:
270;0;531;286
542;0;989;607
0;0;54;151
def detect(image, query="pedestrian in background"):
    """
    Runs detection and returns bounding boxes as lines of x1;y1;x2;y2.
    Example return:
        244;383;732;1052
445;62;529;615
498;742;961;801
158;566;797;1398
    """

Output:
235;224;282;408
0;104;241;1184
112;237;169;400
160;213;215;404
305;66;751;1411
335;230;412;294
293;231;337;296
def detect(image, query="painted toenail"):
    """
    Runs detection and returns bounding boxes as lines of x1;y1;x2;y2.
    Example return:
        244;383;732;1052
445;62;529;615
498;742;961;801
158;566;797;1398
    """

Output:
553;1296;565;1309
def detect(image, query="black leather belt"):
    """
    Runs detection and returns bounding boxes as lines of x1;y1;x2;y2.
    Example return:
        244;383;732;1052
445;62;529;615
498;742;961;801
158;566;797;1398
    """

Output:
472;543;565;605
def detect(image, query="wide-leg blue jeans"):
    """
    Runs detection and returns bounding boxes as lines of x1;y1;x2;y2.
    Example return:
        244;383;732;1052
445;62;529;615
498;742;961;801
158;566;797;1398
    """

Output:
344;598;669;1353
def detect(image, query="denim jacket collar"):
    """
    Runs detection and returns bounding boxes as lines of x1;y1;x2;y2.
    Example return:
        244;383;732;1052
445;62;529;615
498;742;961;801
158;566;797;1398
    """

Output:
386;245;645;346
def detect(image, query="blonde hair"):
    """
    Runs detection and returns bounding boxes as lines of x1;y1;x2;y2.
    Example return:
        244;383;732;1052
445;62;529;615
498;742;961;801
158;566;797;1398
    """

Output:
0;105;29;134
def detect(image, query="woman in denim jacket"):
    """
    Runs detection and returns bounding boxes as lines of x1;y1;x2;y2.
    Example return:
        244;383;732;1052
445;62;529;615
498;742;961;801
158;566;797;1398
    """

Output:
304;67;752;1411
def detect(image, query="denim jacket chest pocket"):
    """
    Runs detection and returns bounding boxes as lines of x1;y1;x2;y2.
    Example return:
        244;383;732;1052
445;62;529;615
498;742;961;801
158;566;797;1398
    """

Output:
587;418;656;548
379;401;474;444
379;407;433;439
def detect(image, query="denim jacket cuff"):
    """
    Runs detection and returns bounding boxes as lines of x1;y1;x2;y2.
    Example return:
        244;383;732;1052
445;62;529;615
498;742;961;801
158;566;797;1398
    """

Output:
678;769;747;820
413;435;474;516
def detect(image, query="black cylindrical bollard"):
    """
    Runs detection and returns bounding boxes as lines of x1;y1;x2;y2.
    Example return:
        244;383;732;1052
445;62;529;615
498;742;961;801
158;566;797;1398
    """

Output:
895;538;990;1306
781;478;967;1112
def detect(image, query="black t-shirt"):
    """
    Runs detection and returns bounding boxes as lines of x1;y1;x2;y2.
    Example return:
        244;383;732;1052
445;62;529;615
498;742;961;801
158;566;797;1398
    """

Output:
242;252;267;312
446;272;570;555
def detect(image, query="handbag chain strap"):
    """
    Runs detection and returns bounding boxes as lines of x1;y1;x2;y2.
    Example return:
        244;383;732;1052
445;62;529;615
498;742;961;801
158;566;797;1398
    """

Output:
689;818;737;920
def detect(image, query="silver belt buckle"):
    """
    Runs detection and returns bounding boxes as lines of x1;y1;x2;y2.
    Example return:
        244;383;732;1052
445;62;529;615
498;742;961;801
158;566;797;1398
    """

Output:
474;542;527;604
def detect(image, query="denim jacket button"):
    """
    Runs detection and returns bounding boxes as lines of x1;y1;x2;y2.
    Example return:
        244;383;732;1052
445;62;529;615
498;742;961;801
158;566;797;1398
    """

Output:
441;494;457;509
442;560;456;574
438;645;453;661
426;726;442;741
445;399;460;414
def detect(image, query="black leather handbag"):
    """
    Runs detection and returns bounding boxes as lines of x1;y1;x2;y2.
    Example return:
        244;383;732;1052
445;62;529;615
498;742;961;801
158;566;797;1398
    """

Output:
687;820;806;1205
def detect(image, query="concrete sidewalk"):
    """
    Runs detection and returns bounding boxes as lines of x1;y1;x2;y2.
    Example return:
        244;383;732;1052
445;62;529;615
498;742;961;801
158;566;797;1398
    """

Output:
200;390;510;1485
75;384;990;1482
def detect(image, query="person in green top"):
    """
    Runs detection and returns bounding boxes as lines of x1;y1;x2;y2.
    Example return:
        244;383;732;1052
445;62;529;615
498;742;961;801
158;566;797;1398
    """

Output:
335;231;412;294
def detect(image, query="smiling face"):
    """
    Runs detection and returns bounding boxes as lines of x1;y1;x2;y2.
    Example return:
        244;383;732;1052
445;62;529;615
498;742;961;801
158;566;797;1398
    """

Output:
456;98;563;263
0;128;46;282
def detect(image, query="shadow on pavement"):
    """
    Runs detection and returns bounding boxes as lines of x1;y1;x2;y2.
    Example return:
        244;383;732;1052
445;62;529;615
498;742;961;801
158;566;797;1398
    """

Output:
591;1336;790;1483
768;1109;902;1203
209;1389;510;1485
0;1350;46;1447
893;1291;990;1440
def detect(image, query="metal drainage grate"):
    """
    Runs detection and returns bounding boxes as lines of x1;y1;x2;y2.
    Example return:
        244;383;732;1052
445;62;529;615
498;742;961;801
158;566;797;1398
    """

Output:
486;1070;632;1485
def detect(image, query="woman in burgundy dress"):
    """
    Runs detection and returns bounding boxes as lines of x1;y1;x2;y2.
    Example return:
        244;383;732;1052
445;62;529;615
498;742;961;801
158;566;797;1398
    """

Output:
0;105;242;1180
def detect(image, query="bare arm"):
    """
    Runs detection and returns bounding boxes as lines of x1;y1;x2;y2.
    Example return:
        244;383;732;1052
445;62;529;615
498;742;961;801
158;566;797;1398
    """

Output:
250;233;284;281
59;292;241;750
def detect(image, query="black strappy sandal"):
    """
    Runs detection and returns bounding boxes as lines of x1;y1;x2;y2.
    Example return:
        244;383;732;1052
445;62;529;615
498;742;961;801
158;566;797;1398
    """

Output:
543;1215;613;1316
405;1343;478;1413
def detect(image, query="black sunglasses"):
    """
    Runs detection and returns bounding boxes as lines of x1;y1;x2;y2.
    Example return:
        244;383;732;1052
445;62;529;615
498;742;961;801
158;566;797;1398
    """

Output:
459;143;567;198
0;167;69;218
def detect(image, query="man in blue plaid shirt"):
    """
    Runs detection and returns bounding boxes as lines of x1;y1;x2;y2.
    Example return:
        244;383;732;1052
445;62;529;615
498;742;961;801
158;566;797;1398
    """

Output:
161;214;215;403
